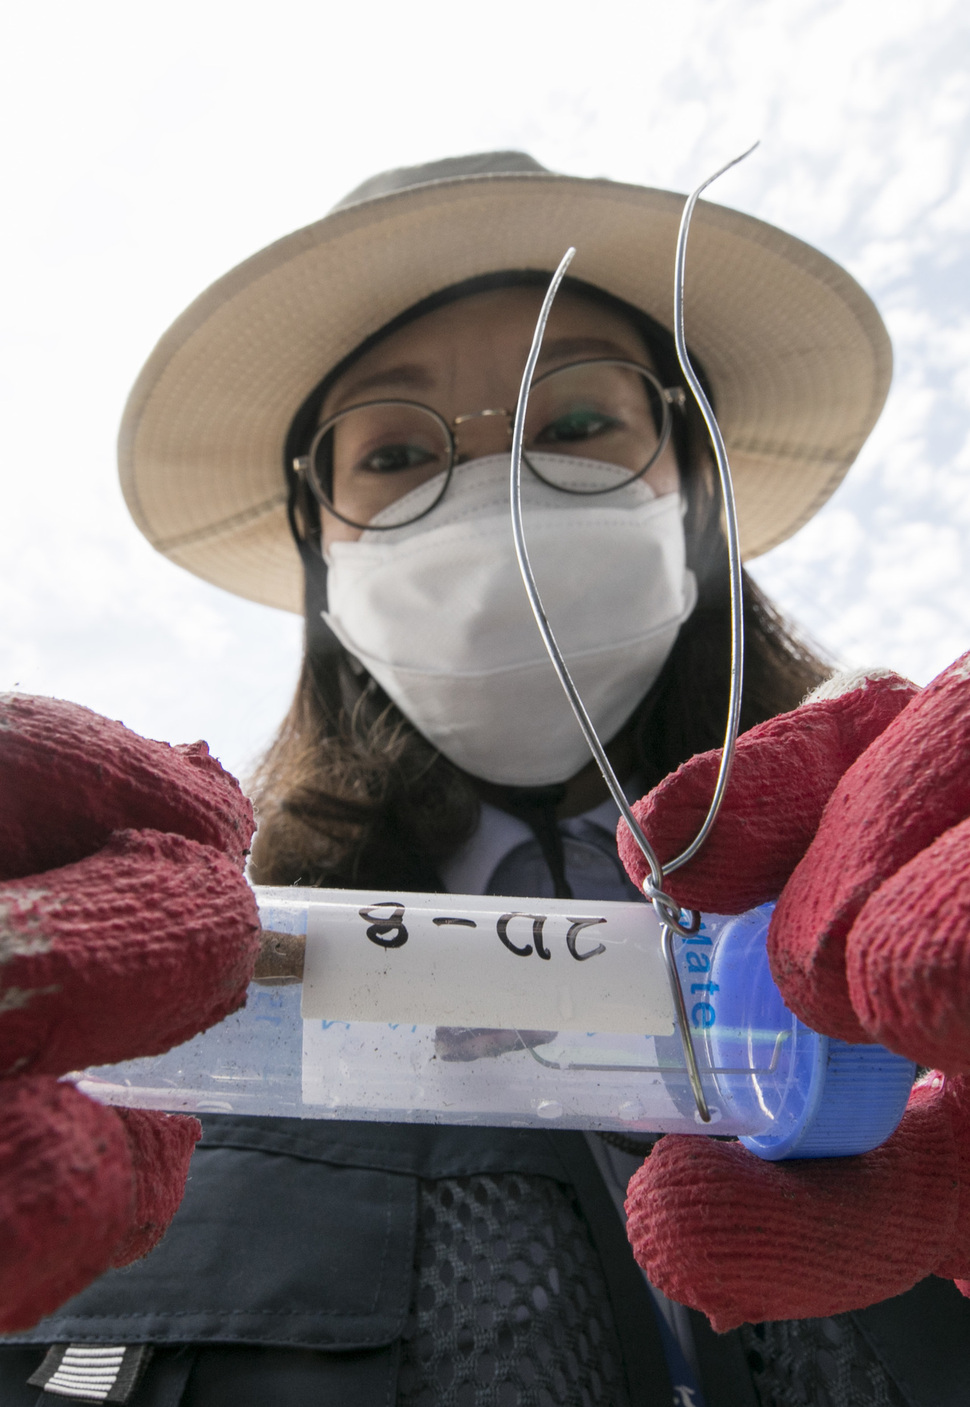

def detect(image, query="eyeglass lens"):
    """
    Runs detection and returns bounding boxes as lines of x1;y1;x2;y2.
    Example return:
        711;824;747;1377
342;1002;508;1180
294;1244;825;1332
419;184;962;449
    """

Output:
307;360;670;530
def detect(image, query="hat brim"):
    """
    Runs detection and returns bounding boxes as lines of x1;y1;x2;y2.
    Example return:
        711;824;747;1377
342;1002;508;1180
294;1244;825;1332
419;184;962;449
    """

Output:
119;171;891;614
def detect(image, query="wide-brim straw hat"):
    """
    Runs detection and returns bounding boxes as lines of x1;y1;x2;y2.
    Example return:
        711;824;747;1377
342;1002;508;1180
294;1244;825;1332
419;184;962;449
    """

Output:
119;151;892;614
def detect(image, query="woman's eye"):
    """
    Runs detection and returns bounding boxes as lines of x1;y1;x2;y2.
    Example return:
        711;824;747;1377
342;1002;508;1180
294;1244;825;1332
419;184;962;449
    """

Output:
534;410;623;444
357;443;437;474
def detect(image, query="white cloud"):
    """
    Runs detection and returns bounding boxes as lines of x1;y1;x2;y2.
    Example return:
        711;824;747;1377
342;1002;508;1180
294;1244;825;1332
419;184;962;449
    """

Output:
2;0;969;784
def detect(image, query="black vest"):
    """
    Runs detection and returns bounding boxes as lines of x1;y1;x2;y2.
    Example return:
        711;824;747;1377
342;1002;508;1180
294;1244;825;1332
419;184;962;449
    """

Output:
1;1115;969;1407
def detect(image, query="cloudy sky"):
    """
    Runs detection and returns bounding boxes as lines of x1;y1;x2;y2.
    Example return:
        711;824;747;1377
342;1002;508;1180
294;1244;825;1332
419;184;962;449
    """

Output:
2;0;969;784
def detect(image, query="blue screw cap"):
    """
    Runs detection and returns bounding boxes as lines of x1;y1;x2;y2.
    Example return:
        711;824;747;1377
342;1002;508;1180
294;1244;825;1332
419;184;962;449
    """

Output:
701;906;915;1161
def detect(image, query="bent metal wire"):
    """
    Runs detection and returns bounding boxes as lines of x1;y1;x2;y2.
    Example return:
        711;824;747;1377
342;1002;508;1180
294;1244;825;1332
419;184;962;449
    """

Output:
509;147;759;1124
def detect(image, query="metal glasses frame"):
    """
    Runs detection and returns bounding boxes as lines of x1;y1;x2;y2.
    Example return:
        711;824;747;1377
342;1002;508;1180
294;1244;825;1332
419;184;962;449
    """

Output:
293;358;685;532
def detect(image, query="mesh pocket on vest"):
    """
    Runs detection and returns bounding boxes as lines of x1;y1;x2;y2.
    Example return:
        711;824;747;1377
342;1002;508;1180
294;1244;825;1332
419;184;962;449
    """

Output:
398;1173;630;1407
739;1315;907;1407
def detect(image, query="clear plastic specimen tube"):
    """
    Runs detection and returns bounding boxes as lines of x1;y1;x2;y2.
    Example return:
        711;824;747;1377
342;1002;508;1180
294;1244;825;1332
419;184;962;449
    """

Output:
76;886;915;1160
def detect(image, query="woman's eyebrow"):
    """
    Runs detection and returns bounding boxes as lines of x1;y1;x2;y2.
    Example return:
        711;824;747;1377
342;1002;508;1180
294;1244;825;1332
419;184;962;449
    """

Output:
332;362;436;406
537;335;641;366
328;335;642;413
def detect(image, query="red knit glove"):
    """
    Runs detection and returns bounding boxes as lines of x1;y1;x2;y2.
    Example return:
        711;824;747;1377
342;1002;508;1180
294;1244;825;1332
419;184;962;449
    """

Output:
0;694;261;1331
617;653;970;1329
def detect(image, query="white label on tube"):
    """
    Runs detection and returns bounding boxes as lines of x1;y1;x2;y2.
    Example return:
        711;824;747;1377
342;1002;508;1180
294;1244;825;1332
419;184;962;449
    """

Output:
300;890;674;1036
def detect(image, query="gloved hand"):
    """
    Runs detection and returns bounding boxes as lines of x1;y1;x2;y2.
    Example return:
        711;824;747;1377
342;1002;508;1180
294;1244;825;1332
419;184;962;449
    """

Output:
616;654;970;1329
0;694;261;1331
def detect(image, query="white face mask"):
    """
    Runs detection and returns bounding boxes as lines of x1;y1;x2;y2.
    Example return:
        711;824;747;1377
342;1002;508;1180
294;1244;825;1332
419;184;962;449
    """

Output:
323;453;697;787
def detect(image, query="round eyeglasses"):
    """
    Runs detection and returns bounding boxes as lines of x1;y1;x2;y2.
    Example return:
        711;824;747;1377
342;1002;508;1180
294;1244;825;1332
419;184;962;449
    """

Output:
293;358;686;532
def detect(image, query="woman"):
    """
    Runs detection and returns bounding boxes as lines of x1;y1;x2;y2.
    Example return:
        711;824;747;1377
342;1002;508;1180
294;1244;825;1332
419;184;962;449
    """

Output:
3;151;963;1407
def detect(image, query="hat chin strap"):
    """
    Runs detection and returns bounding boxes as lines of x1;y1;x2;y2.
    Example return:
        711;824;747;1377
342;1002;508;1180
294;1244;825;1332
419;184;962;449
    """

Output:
302;545;345;662
285;456;346;663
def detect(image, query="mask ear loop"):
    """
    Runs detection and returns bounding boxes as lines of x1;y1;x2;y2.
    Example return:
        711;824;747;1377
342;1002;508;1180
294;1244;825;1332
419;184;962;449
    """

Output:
509;145;759;1124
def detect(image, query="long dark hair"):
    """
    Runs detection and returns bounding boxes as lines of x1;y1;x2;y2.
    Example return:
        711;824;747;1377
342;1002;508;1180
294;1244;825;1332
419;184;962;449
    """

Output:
249;276;831;890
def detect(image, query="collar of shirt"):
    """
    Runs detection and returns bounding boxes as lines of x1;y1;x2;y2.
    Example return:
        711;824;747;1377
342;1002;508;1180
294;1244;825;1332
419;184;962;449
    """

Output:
439;787;639;897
